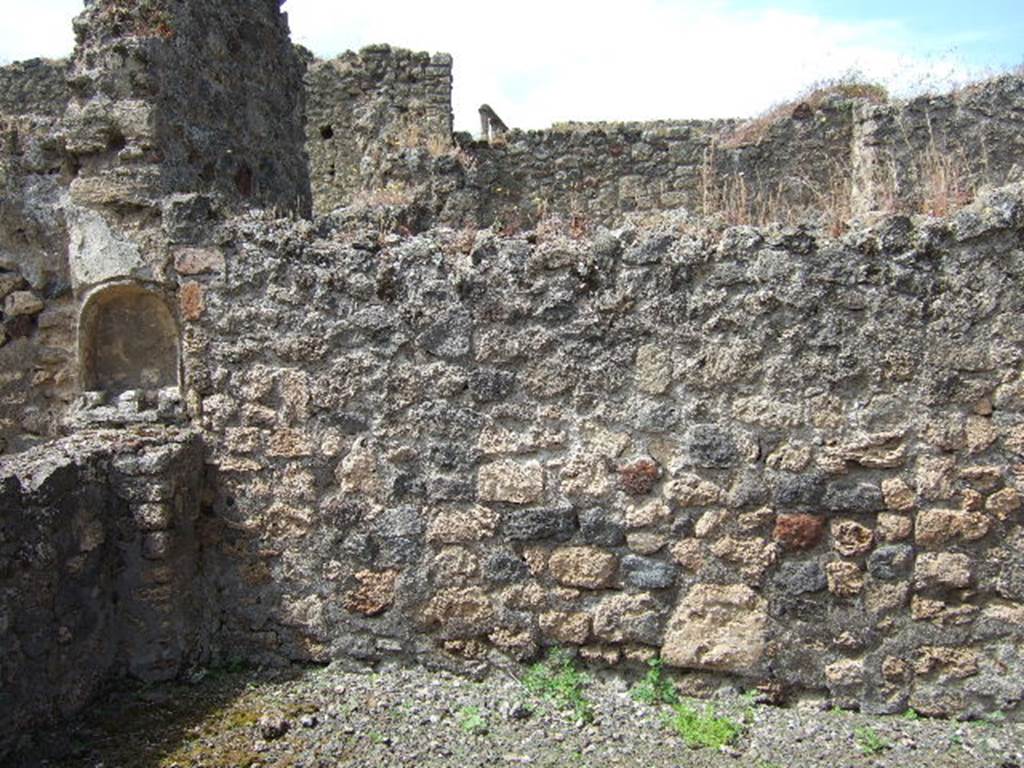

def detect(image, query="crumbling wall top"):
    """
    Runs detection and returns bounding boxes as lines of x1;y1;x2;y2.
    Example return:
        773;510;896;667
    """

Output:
0;58;70;118
64;0;311;216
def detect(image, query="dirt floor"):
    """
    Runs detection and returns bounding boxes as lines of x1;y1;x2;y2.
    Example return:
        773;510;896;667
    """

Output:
10;659;1024;768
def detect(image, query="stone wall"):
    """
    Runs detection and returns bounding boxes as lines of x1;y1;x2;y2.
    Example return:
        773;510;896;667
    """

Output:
179;183;1024;718
0;428;208;757
425;105;852;231
3;0;1024;743
0;0;315;453
305;45;454;216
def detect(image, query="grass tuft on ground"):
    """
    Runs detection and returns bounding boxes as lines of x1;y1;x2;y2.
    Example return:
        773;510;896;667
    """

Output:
522;648;595;724
665;702;743;749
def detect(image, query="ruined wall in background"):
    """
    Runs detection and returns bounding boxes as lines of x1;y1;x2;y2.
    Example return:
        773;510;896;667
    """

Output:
0;58;69;118
302;50;855;227
305;45;453;216
65;0;310;219
428;101;854;231
0;59;76;453
305;56;1024;230
182;185;1024;718
854;75;1024;216
0;428;209;756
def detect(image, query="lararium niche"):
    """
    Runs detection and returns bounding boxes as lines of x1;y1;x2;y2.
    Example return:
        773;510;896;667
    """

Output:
76;282;183;422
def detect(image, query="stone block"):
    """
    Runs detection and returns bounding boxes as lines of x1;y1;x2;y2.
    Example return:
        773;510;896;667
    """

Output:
343;570;397;616
174;247;224;275
539;611;591;644
986;487;1022;520
592;593;662;644
478;459;544;504
773;513;823;550
635;343;672;394
179;281;204;321
4;290;43;317
914;553;971;590
421;587;495;639
578;507;625;546
830;519;874;557
548;546;617;589
915;508;990;546
881;478;916;512
825;561;864;597
876;513;913;542
620;554;678;589
772;560;826;595
503;506;576;541
427;506;499;544
662;584;767;674
867;545;914;581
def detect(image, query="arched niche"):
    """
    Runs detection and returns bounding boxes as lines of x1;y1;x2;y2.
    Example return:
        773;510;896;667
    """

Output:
79;282;180;394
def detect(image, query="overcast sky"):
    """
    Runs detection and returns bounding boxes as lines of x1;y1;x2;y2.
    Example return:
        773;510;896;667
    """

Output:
1;1;1021;132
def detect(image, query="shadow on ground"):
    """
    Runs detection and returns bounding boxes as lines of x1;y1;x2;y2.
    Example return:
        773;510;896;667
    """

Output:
10;667;315;768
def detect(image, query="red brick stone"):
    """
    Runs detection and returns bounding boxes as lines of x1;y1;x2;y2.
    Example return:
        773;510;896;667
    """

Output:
179;281;204;321
618;458;660;496
772;513;824;550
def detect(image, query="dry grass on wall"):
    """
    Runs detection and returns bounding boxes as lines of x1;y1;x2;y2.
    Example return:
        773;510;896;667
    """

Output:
700;143;854;236
915;144;977;217
719;75;888;150
699;136;980;235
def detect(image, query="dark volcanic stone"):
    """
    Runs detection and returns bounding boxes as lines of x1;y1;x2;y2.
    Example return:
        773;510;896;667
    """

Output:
772;474;826;509
504;506;576;542
417;311;471;359
620;555;677;589
371;506;424;538
773;560;827;595
823;482;884;515
427;477;475;502
867;545;914;581
468;368;516;403
484;549;529;584
578;507;625;547
687;425;738;468
375;536;421;567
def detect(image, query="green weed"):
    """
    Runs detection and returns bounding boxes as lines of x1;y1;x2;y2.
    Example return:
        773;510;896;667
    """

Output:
854;726;891;756
665;702;743;749
522;648;594;724
903;707;920;721
457;705;489;736
630;657;679;706
979;710;1007;728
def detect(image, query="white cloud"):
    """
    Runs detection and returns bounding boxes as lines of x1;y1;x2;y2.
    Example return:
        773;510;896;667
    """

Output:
1;1;983;132
0;0;80;64
282;0;979;131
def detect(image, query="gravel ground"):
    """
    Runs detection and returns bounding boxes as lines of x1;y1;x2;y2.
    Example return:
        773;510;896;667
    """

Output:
12;659;1024;768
